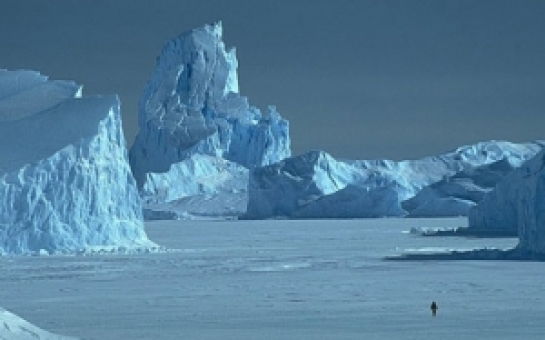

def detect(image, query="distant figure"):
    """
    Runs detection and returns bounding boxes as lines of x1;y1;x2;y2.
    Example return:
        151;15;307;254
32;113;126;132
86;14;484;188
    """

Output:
430;301;438;316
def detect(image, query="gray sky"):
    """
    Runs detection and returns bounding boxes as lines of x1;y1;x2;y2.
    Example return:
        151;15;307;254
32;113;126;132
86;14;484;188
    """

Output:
1;0;544;160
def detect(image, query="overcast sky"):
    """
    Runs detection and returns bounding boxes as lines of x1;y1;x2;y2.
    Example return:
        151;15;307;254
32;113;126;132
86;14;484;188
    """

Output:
1;0;544;160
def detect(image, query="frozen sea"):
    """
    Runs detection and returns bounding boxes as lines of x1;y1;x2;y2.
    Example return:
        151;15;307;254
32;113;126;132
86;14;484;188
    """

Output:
2;218;545;340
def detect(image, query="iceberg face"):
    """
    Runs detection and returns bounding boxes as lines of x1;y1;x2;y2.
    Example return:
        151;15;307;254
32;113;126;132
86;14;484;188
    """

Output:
0;70;152;254
469;149;545;253
129;22;291;190
245;141;542;219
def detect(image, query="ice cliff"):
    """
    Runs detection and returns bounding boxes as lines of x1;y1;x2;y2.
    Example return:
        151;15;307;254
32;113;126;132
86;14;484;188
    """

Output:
0;70;153;254
129;22;291;210
245;141;542;219
469;149;545;253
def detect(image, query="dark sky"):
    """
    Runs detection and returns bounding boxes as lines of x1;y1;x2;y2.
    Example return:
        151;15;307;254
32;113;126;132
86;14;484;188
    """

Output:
1;0;544;160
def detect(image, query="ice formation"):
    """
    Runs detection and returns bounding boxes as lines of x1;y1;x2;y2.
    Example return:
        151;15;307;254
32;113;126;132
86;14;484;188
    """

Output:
402;157;539;217
469;148;545;253
129;22;291;213
0;306;74;339
126;22;541;221
0;70;153;254
142;154;248;219
244;150;403;219
245;141;542;219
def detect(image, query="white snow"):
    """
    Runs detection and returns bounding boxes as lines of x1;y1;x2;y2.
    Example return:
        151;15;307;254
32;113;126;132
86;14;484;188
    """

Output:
129;22;291;209
245;141;542;219
0;307;74;339
4;218;543;340
0;70;154;254
469;148;545;253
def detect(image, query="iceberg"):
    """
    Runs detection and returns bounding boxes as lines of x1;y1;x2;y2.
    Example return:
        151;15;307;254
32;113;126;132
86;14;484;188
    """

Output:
402;157;538;217
129;22;290;218
142;154;248;219
245;141;542;219
469;148;545;253
129;22;290;189
127;22;540;221
0;70;153;254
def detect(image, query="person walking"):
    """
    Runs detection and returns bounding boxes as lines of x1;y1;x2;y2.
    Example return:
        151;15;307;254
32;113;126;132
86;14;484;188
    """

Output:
430;301;438;317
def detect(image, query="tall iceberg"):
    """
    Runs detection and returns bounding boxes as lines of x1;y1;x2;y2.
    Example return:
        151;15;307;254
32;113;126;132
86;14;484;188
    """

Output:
0;70;152;254
129;22;290;183
469;149;545;253
245;141;542;219
129;22;290;218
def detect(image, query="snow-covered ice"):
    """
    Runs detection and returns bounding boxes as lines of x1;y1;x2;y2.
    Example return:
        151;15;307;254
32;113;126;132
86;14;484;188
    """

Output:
129;22;290;218
3;218;545;339
245;141;541;219
0;70;153;254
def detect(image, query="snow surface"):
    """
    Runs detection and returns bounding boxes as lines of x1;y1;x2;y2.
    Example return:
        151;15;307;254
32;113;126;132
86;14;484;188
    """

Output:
245;141;542;219
0;307;74;340
469;148;545;253
0;70;153;254
5;218;545;340
129;22;291;213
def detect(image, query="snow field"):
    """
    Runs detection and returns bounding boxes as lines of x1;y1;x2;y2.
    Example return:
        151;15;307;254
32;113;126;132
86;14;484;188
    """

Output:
3;218;543;340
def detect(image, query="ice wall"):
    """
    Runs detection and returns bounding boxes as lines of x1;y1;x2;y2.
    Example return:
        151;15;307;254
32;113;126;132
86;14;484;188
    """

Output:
469;149;545;253
129;22;290;188
0;70;152;254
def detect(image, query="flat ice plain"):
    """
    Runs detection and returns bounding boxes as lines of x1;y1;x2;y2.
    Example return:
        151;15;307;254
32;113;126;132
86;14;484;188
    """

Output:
2;218;544;340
